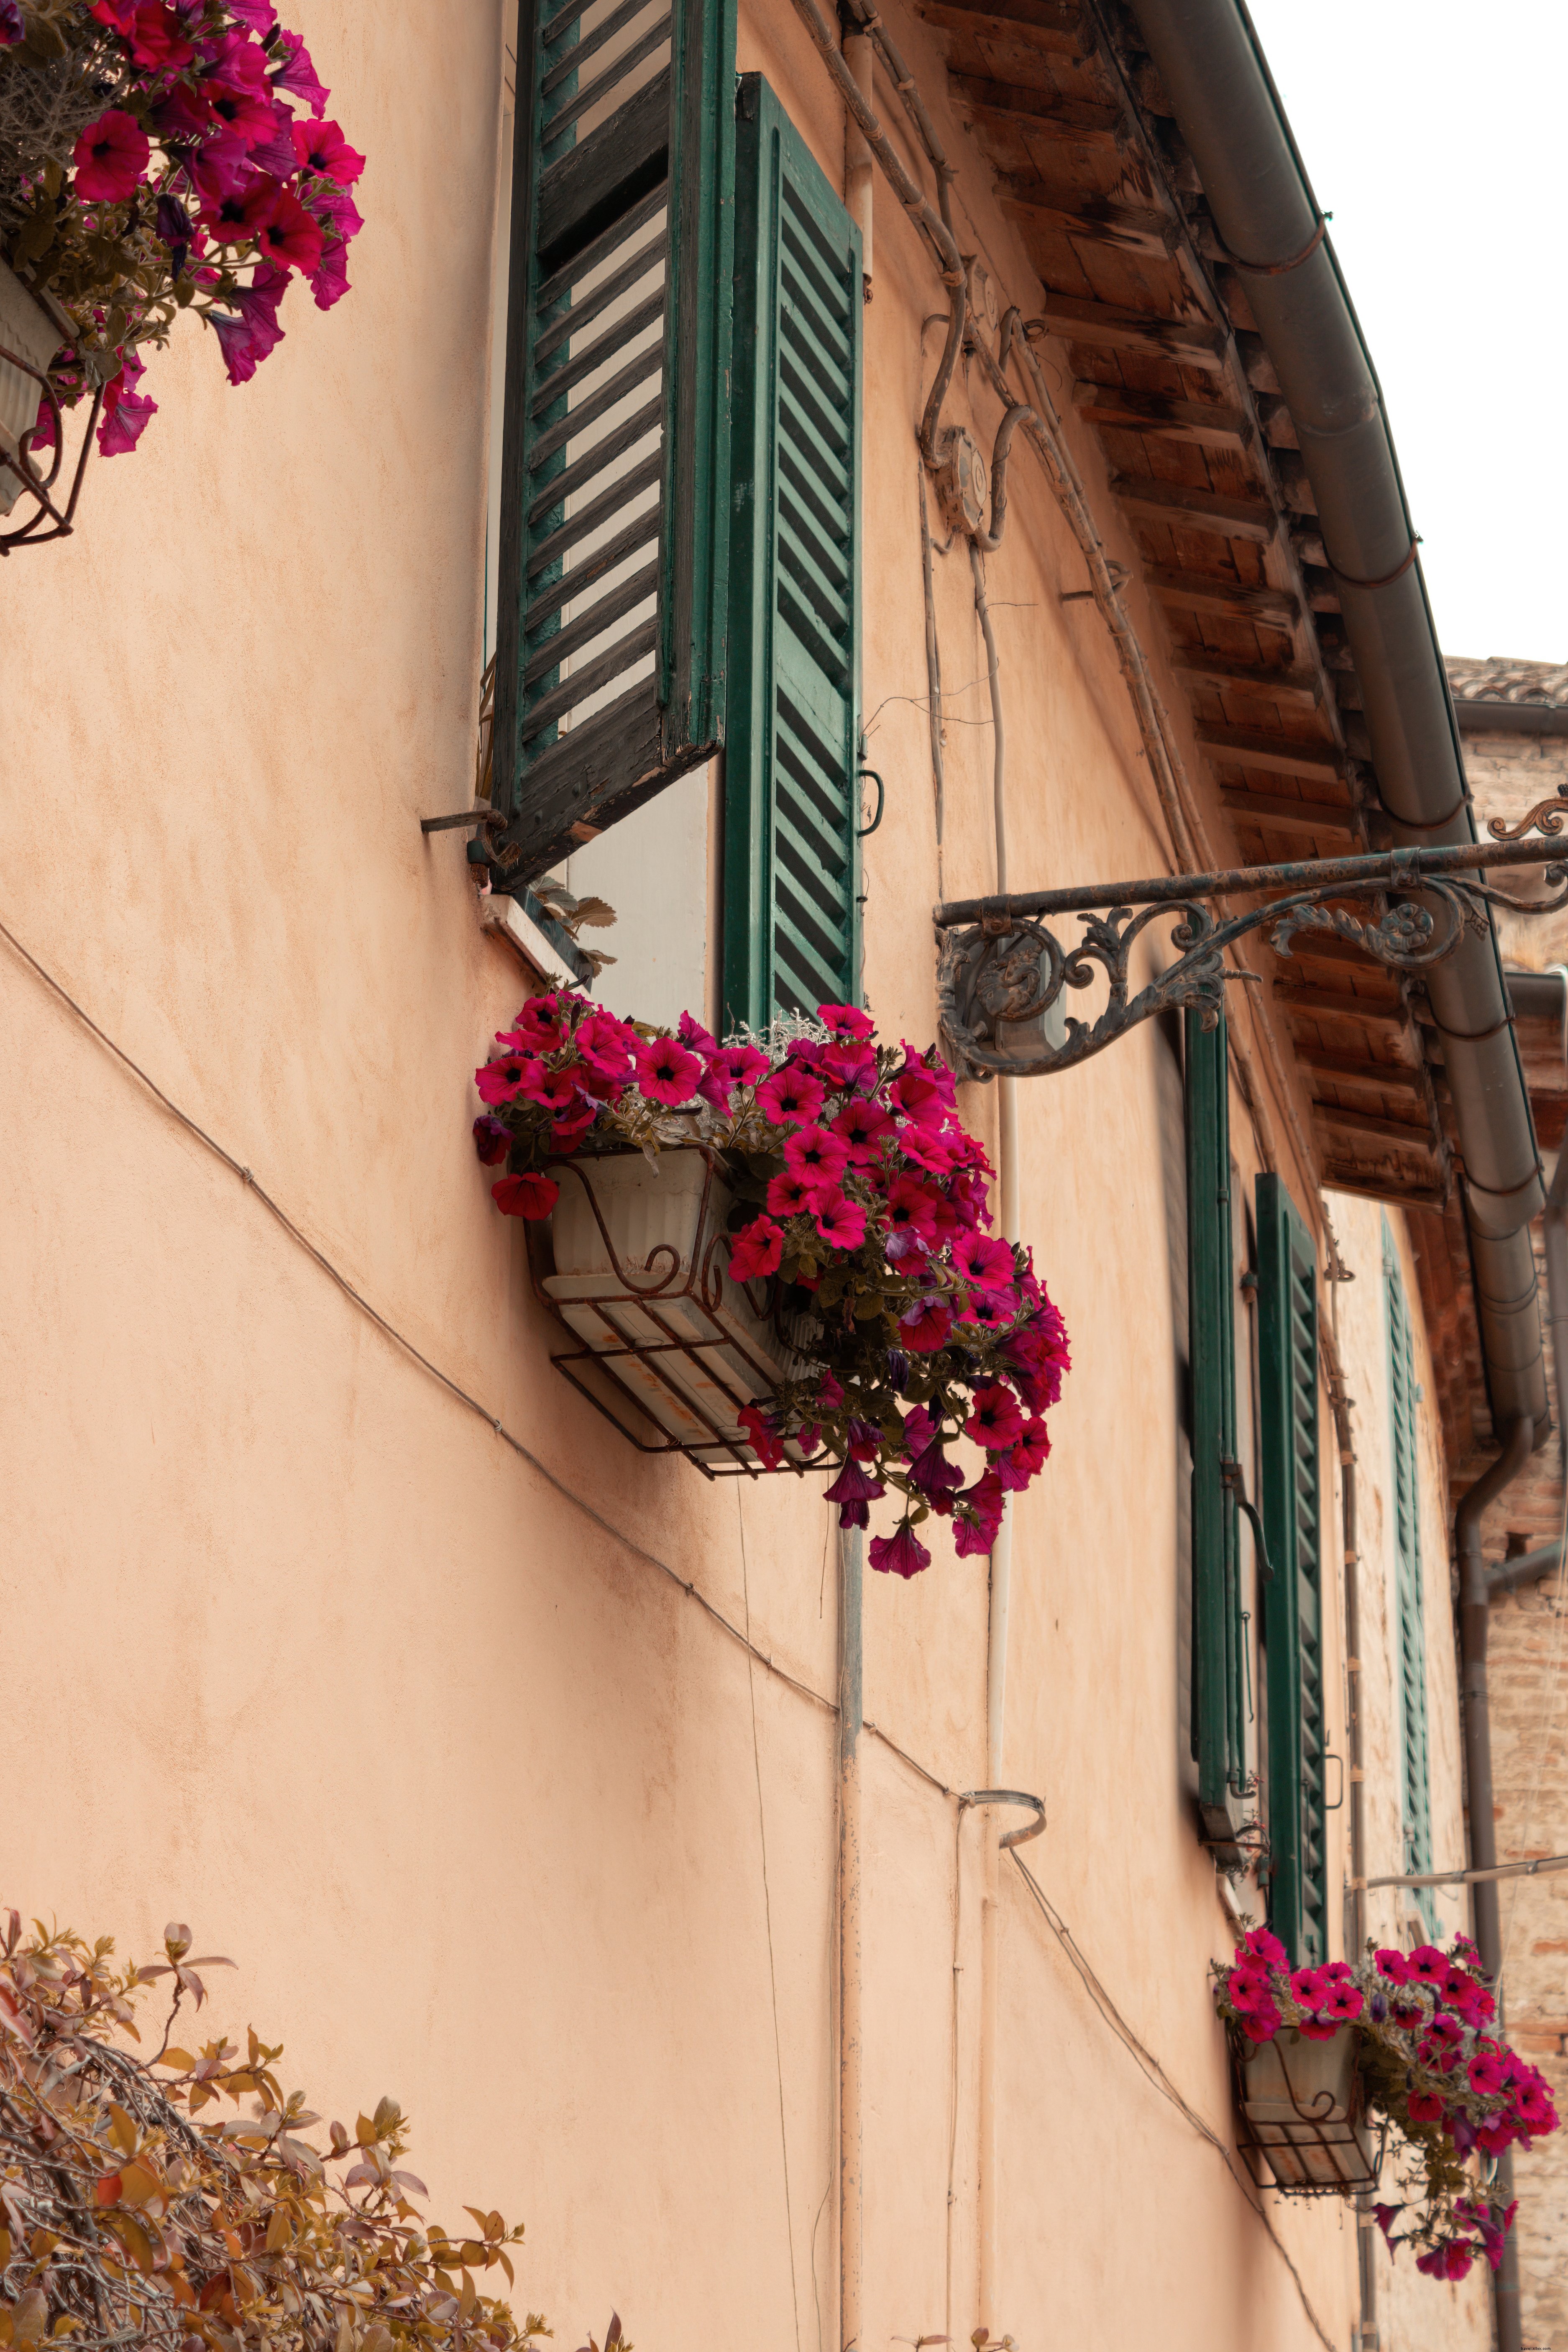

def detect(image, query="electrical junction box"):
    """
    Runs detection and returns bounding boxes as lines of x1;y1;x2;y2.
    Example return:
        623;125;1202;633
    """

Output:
934;426;987;540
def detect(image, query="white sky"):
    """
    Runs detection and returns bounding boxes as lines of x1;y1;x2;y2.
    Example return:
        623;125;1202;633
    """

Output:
1241;0;1568;665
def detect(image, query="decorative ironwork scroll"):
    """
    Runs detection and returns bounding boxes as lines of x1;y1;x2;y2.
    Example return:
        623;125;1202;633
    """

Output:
935;839;1568;1081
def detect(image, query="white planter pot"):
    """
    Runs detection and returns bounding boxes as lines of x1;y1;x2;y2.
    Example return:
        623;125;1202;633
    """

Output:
0;258;62;515
1237;2024;1375;2191
542;1147;811;1466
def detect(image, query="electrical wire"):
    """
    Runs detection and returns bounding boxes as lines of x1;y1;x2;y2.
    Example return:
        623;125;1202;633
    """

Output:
3;908;1344;2352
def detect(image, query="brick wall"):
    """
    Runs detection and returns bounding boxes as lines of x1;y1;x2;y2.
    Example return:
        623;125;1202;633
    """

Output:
1463;716;1568;2348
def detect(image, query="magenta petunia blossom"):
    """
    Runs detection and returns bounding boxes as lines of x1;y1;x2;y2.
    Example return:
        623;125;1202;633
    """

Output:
226;0;279;28
292;115;365;185
824;1459;885;1527
729;1217;784;1283
1468;2052;1509;2096
965;1384;1025;1452
820;1036;878;1089
472;1116;511;1166
474;1052;535;1106
1406;2091;1446;2124
887;1064;944;1128
739;1404;785;1470
315;182;365;243
1243;1926;1287;1967
1227;1964;1274;2015
870;1523;931;1579
271;27;329;113
885;1176;939;1249
1323;1982;1364;2022
491;1172;559;1219
757;1065;826;1126
953;1231;1016;1297
1240;2005;1280;2043
833;1097;894;1163
784;1122;849;1192
899;1294;953;1354
1374;1947;1414;1984
814;1193;867;1250
121;3;194;70
766;1170;817;1220
818;1002;875;1038
73;108;150;202
514;1060;581;1113
954;1470;1005;1555
97;353;157;455
1409;1945;1449;1984
633;1034;703;1106
253;182;325;274
0;0;23;41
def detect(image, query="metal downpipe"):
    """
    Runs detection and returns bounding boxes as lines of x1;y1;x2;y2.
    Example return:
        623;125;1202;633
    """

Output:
1456;1413;1535;2352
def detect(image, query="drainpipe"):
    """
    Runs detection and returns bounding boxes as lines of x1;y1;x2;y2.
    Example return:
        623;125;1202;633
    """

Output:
1509;967;1568;1471
1457;1413;1535;2352
839;1527;864;2352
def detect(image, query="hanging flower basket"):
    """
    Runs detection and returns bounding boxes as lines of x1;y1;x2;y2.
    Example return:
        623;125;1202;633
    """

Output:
529;1142;819;1475
471;991;1071;1573
1215;1927;1558;2276
1232;2019;1379;2193
0;0;364;546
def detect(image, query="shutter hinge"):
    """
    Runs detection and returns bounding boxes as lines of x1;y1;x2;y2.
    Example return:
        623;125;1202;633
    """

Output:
1221;1458;1274;1583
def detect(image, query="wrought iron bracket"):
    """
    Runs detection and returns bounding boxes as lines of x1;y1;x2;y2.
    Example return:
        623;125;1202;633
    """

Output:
934;834;1568;1080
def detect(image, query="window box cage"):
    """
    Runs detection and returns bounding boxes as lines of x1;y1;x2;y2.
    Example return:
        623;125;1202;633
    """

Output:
1232;2024;1382;2195
525;1144;826;1479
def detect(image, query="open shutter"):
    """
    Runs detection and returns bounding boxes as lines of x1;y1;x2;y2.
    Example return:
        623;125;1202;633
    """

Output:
1257;1172;1328;1966
1187;1009;1248;1841
489;0;734;884
723;73;863;1030
1385;1219;1436;1933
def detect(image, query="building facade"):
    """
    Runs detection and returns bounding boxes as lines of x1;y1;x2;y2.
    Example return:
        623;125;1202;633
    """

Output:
3;4;1558;2349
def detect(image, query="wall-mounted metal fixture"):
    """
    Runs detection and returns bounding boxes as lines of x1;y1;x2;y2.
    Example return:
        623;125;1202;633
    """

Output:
935;831;1568;1083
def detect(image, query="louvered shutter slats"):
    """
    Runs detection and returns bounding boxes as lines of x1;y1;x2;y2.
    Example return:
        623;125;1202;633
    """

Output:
1257;1173;1329;1966
491;0;732;881
724;76;862;1030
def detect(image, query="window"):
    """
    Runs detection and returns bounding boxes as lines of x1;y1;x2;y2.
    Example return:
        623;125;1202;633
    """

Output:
489;0;735;880
722;74;864;1030
1384;1217;1436;1935
1186;1008;1251;1847
1256;1172;1329;1966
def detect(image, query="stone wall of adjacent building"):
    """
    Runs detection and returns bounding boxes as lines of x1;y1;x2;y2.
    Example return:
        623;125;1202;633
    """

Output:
1458;701;1568;2348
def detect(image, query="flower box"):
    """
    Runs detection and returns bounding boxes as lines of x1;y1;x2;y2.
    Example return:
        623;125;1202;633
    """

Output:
0;258;60;515
536;1147;815;1474
1234;2024;1377;2194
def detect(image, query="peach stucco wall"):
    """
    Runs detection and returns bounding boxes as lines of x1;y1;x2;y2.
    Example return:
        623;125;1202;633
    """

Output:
0;4;1491;2349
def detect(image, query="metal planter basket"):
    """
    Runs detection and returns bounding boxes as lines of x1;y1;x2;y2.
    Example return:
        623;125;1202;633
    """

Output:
1233;2024;1382;2195
526;1144;825;1478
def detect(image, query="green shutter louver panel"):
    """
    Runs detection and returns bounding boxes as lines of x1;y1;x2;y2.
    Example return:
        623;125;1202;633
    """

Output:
1385;1218;1436;1935
489;0;734;884
1257;1172;1328;1966
724;73;863;1030
1186;1010;1248;1838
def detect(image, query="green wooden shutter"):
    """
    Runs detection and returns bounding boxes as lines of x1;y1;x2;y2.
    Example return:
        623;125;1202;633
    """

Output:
723;73;863;1030
1384;1218;1436;1935
1257;1172;1328;1966
1187;1009;1248;1840
489;0;734;884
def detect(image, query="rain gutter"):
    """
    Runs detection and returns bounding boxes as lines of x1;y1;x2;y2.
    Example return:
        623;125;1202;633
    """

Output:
1125;0;1549;1449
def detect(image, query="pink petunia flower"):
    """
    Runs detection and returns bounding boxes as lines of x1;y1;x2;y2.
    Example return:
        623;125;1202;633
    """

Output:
738;1404;785;1470
292;116;366;185
475;1052;535;1105
492;1172;559;1219
814;1193;867;1251
818;1002;875;1038
710;1043;771;1093
896;1124;957;1176
1240;2005;1280;2043
784;1122;850;1193
886;1064;944;1128
833;1097;894;1164
954;1470;1005;1555
870;1522;931;1580
885;1176;939;1250
899;1295;953;1354
995;1418;1050;1491
472;1116;511;1166
253;182;326;275
1468;2052;1509;2096
121;3;194;70
766;1170;816;1220
729;1217;784;1283
634;1034;703;1106
820;1037;878;1089
1408;1945;1449;1985
758;1065;826;1126
1227;1964;1274;2015
1243;1927;1287;1967
824;1459;885;1528
1406;2091;1445;2124
1323;1982;1364;2022
96;374;157;456
1289;1967;1329;2009
73;109;149;202
953;1231;1016;1298
1374;1947;1414;1984
964;1384;1025;1452
271;27;329;113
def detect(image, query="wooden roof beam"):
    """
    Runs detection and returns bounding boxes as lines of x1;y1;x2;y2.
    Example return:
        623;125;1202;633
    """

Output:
998;183;1180;254
1195;724;1338;778
1274;982;1407;1028
1073;383;1253;450
950;74;1126;142
1037;294;1226;371
1313;1102;1438;1149
1219;788;1354;837
1109;474;1276;545
1174;652;1320;705
1146;565;1296;624
1299;1048;1425;1091
915;0;1090;57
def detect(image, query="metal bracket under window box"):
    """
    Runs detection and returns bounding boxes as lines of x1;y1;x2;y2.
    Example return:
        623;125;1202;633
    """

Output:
524;1144;829;1481
1232;2026;1384;2197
